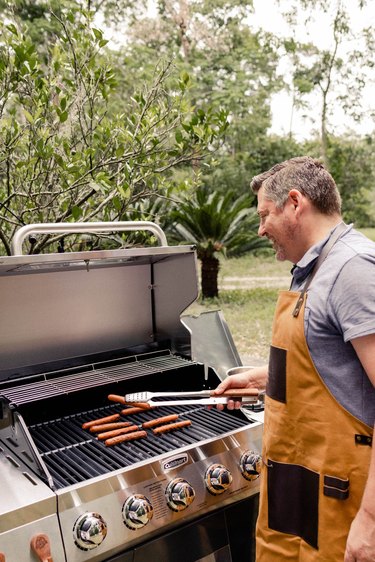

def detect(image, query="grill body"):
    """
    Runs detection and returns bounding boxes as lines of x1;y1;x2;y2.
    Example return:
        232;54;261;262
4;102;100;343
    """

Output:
0;223;263;562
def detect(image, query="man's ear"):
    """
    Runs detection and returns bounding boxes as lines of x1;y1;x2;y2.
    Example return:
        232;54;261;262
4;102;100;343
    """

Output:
288;189;303;212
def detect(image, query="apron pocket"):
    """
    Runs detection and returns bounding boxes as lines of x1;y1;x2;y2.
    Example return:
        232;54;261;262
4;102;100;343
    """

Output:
267;346;287;403
267;459;319;549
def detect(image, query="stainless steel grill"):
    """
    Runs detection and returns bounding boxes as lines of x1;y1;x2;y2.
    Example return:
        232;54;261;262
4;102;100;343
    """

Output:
0;222;263;562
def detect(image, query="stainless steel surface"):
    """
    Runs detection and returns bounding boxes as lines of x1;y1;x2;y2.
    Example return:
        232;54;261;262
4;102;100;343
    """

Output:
1;351;191;406
181;311;242;380
0;221;263;562
0;247;197;373
11;221;168;255
124;389;259;406
56;422;262;562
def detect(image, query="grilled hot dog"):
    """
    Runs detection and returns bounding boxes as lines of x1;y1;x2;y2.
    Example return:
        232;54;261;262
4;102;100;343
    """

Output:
120;407;147;416
89;421;132;433
142;414;179;429
82;413;120;430
97;424;139;440
105;430;147;446
152;420;192;434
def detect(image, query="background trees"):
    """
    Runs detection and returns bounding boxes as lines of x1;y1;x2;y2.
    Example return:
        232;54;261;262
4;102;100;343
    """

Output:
0;5;227;255
0;0;374;276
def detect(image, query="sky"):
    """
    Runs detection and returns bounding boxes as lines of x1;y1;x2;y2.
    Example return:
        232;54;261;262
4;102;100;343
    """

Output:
251;0;375;140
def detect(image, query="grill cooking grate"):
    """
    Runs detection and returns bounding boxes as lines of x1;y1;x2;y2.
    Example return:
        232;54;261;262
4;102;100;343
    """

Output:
29;404;251;489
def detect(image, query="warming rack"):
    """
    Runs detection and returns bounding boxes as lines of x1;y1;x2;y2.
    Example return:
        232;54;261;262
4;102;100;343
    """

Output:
0;350;193;406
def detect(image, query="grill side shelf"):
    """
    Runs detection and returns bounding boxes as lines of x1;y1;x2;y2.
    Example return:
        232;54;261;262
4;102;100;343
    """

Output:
0;410;55;489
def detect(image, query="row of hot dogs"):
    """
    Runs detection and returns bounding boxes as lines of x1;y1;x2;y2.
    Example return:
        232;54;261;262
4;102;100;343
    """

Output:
81;394;192;446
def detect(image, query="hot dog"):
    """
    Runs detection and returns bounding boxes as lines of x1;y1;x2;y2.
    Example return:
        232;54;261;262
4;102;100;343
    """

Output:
97;424;139;440
152;420;192;434
108;394;151;409
82;413;120;430
89;421;132;433
105;430;147;446
107;394;127;404
142;414;179;429
120;407;146;416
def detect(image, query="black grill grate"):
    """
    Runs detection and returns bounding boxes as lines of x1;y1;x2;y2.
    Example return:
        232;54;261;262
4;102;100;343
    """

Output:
29;403;251;489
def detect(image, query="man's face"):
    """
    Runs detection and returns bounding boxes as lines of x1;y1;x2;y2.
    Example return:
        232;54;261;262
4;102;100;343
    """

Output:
256;186;299;263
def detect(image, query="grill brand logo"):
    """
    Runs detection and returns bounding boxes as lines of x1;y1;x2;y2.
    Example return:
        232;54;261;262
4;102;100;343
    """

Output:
162;453;188;471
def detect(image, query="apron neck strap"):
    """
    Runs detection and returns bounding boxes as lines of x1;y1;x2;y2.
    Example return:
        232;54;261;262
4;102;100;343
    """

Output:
292;221;348;318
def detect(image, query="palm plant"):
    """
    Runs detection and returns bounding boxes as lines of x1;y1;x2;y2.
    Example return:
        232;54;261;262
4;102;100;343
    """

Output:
168;186;269;298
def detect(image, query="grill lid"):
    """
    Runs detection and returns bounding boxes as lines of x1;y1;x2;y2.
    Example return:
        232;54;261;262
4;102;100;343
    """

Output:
0;222;198;382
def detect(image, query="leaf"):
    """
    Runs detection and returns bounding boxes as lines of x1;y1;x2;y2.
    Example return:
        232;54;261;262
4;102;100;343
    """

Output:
72;206;82;219
6;23;18;36
175;130;183;143
23;110;34;124
92;28;103;41
58;110;68;123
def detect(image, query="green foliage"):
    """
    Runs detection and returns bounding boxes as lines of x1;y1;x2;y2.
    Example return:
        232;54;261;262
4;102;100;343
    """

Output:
169;186;269;259
326;135;375;226
0;7;228;255
167;185;269;297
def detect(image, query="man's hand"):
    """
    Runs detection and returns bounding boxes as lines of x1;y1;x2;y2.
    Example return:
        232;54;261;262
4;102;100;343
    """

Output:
345;506;375;561
212;364;268;410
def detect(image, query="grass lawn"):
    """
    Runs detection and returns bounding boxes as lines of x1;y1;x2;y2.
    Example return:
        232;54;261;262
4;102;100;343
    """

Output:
184;253;290;363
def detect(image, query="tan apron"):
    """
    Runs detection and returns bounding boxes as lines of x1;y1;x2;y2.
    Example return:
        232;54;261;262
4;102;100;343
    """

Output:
256;289;373;561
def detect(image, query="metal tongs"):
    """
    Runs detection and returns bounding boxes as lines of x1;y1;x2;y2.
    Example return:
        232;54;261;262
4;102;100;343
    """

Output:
124;389;260;407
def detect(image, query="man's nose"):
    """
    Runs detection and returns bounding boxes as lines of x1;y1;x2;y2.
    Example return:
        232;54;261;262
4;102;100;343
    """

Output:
258;223;266;237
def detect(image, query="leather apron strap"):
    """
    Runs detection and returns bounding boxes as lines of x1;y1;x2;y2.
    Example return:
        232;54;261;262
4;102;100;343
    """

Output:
292;222;348;317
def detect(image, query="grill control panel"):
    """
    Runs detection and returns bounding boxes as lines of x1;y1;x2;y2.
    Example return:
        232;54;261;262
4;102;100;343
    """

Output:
61;425;263;561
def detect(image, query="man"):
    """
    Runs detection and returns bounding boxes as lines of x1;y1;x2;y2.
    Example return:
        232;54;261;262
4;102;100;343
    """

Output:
214;156;375;561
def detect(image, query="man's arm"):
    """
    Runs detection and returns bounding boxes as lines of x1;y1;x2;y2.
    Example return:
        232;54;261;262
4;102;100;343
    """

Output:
344;333;375;562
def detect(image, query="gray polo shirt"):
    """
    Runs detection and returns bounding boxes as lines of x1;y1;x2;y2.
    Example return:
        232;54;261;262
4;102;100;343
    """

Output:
290;224;375;427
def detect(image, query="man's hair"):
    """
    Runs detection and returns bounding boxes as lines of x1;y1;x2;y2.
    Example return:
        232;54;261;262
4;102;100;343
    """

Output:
250;156;341;215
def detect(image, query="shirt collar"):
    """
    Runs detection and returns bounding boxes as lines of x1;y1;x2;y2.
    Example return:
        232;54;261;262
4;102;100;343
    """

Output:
291;222;348;286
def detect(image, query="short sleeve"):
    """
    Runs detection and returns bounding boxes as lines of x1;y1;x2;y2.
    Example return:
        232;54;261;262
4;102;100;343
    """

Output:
329;254;375;342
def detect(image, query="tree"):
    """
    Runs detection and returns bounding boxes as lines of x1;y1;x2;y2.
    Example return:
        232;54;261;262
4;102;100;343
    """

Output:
278;0;374;165
0;7;228;255
168;186;269;298
119;0;282;194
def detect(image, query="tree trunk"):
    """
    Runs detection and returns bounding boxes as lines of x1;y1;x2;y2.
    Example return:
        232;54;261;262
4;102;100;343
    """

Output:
201;255;220;299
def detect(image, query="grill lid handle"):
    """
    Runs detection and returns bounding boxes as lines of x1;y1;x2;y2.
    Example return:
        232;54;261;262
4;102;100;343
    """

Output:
11;221;168;255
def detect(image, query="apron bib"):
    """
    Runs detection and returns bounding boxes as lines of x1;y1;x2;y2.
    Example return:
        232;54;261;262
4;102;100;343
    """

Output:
256;291;373;561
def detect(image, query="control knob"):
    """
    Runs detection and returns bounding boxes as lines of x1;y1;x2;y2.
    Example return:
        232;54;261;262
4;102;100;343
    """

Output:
240;450;262;481
165;477;195;511
73;512;107;550
122;494;154;530
205;463;233;495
